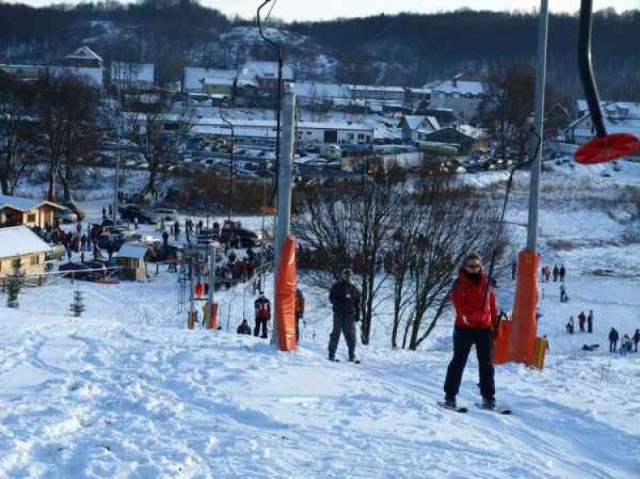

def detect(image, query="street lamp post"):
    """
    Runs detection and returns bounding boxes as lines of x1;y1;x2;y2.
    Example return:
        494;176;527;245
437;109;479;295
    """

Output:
219;103;235;222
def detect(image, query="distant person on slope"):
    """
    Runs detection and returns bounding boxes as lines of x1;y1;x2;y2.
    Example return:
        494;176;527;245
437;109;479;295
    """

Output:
295;287;305;343
328;268;361;363
254;291;271;339
587;309;594;333
633;329;640;352
608;327;619;353
578;311;587;333
444;253;499;410
237;319;252;335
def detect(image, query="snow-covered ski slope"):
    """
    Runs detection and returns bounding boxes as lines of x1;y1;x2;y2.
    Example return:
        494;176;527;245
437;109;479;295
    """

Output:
1;160;639;478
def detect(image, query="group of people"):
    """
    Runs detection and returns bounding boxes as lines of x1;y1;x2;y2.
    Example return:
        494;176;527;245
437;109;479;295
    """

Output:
541;264;566;282
608;327;640;354
565;310;594;334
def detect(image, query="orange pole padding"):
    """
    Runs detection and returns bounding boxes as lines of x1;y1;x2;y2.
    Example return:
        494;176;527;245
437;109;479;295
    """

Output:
493;320;512;365
533;337;548;370
203;302;219;330
508;250;540;366
195;283;204;299
187;311;197;330
275;235;298;351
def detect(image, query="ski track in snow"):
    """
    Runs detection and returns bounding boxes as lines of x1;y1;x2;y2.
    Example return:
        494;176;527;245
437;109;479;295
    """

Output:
1;162;639;478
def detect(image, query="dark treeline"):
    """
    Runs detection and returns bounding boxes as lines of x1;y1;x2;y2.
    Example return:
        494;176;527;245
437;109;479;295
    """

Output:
0;2;638;99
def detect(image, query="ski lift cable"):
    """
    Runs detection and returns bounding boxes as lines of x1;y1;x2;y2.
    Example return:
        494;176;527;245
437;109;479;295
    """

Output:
574;0;640;164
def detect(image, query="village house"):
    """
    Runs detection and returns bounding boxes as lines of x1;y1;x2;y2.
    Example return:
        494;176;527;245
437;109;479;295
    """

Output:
562;100;640;152
430;74;484;122
0;195;65;229
397;115;441;141
0;226;52;281
0;45;104;89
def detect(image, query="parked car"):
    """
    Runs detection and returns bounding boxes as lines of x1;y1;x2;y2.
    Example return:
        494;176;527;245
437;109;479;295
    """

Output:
54;207;78;224
58;262;92;280
220;221;262;248
147;208;179;223
118;204;153;223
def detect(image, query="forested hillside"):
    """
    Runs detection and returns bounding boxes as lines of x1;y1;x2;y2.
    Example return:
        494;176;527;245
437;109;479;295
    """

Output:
0;1;638;99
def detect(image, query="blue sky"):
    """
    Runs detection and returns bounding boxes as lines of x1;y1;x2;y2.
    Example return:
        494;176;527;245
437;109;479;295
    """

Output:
19;0;639;21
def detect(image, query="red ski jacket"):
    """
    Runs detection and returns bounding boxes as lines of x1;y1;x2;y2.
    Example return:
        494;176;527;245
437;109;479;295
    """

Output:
451;271;498;330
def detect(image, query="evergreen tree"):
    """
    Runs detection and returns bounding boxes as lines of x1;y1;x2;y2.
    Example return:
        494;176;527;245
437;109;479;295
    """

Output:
70;290;85;317
6;257;25;308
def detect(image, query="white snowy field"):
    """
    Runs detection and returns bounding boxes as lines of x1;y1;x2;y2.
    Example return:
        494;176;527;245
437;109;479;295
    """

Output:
1;159;639;478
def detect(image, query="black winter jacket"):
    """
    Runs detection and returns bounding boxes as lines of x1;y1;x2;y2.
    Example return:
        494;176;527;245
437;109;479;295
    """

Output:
329;280;361;316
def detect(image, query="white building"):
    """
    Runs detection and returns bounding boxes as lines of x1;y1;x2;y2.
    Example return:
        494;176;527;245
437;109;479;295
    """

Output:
563;100;640;147
430;76;484;122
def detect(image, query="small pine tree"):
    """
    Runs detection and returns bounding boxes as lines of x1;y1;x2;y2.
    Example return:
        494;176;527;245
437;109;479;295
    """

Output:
70;290;85;317
6;257;25;308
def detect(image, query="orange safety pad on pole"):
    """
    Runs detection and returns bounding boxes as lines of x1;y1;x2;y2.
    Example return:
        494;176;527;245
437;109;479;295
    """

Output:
534;337;547;370
508;250;540;365
204;302;219;330
494;320;512;365
195;283;204;299
275;235;298;351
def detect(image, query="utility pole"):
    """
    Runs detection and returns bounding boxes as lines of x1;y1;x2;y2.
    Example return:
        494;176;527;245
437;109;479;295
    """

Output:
271;83;295;346
509;0;549;366
526;0;549;252
219;104;235;222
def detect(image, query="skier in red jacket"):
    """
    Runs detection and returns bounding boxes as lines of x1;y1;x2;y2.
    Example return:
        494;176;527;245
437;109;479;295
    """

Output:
443;253;499;410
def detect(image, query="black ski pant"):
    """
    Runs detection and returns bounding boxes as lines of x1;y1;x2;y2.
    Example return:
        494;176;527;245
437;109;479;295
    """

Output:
328;311;357;360
254;318;268;338
444;327;495;401
609;340;618;353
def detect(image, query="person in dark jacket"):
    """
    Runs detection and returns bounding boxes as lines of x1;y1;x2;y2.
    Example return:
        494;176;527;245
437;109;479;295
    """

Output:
254;291;271;338
443;253;499;410
328;268;361;362
559;264;566;282
609;327;619;353
633;329;640;352
237;319;252;335
587;309;594;333
578;311;587;333
552;265;559;282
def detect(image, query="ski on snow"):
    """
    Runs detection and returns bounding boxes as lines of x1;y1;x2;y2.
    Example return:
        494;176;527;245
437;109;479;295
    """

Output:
474;403;512;415
437;402;469;413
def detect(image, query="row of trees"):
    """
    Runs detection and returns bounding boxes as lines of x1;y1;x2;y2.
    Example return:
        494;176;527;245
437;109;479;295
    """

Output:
293;174;502;350
0;72;192;200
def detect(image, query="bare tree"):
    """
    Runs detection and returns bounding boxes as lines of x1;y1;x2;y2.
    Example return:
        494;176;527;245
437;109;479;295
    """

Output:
125;92;193;196
0;73;36;195
37;74;101;202
388;176;502;350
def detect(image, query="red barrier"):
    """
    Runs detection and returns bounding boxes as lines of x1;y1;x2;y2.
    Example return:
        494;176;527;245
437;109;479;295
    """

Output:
275;235;298;351
508;251;540;365
204;302;219;330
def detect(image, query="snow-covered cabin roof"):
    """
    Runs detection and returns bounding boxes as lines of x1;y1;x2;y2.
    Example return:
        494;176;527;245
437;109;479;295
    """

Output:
184;68;238;91
242;61;294;81
576;100;640;120
564;113;640;139
0;226;51;258
65;46;103;64
399;115;440;132
111;63;154;83
117;242;152;260
457;124;486;139
0;195;64;212
294;82;351;99
431;80;484;96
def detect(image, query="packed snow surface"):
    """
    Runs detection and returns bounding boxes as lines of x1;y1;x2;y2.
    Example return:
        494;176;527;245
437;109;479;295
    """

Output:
1;160;639;478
